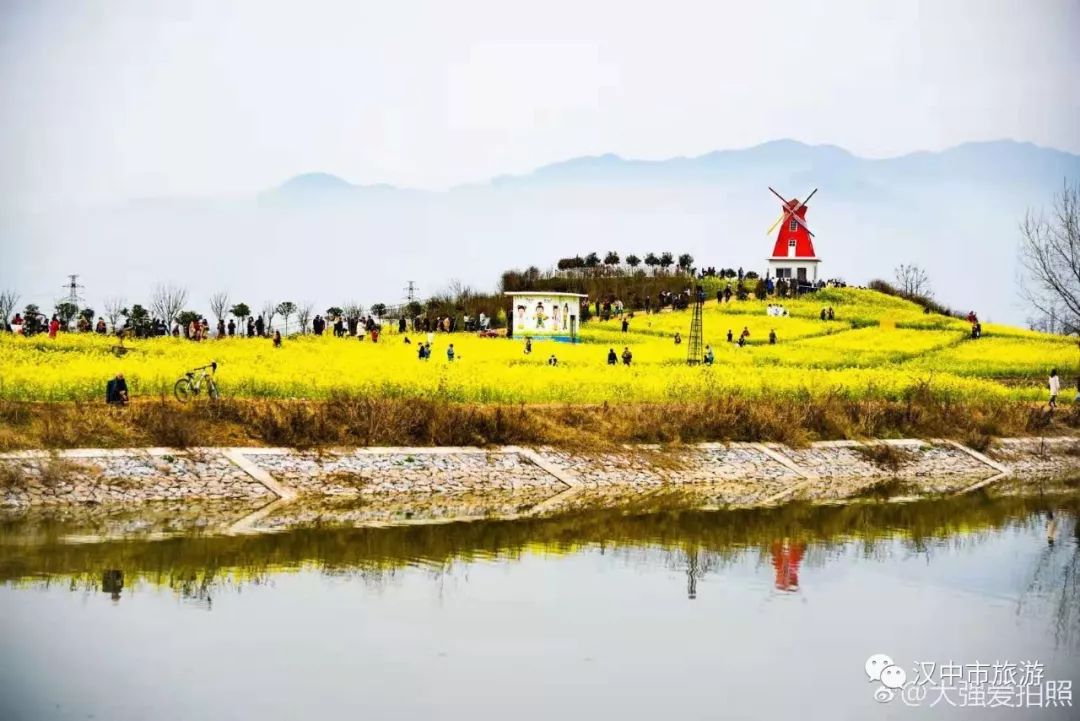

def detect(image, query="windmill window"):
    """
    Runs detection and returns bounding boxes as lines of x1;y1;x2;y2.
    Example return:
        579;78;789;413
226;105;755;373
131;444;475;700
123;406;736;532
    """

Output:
788;239;797;248
788;218;798;231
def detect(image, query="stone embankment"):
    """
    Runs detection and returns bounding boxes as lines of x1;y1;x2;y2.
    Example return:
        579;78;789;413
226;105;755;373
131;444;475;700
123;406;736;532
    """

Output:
2;438;1078;516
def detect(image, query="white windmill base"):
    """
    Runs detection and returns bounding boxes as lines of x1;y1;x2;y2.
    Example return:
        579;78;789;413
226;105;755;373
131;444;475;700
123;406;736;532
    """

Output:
767;257;821;284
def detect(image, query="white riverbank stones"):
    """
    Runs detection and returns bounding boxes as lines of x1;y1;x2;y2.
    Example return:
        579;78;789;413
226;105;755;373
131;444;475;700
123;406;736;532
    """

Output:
1;438;1079;511
0;451;273;507
247;450;563;496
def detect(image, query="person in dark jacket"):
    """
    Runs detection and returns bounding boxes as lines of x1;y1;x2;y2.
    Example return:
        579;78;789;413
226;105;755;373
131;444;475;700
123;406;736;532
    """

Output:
105;374;129;405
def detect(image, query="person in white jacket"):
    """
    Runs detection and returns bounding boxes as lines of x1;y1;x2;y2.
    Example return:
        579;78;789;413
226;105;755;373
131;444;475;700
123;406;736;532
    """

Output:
1048;369;1060;409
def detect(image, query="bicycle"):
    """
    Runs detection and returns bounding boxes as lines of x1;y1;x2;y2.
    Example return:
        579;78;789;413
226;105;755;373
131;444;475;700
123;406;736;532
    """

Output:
174;362;219;402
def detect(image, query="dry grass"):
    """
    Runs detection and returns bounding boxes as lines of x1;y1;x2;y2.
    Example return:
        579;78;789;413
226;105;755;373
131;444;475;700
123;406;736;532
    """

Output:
854;443;916;472
0;462;27;490
0;391;1071;452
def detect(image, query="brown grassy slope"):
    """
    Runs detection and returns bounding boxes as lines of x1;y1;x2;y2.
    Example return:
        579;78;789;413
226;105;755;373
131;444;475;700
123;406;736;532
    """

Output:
0;392;1074;451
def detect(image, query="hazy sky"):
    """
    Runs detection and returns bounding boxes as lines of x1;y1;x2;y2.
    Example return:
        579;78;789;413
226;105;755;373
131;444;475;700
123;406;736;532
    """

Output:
1;0;1078;206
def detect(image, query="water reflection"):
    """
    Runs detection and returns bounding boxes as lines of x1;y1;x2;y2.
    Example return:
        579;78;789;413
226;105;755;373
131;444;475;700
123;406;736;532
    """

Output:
2;493;1080;721
2;494;1078;613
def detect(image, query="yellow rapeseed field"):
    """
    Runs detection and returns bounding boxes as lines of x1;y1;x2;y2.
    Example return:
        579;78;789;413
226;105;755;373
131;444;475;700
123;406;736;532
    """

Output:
0;289;1073;403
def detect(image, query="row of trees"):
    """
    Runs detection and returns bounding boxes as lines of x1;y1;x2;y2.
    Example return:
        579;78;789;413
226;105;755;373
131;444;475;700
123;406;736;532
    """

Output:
555;251;695;274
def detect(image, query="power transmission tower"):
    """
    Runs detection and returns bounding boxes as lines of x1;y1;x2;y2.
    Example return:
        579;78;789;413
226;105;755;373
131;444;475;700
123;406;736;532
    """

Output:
403;281;418;303
687;285;704;365
61;274;84;306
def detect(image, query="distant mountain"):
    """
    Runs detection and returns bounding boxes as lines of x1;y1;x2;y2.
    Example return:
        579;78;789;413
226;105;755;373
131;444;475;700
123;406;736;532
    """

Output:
260;172;410;205
482;139;1077;190
2;140;1077;327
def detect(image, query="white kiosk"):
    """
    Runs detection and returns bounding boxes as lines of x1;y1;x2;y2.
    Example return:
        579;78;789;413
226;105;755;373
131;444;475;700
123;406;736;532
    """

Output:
504;291;587;342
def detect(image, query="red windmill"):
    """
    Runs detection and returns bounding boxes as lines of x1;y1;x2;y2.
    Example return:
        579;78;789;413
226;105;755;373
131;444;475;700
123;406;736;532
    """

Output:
766;186;821;286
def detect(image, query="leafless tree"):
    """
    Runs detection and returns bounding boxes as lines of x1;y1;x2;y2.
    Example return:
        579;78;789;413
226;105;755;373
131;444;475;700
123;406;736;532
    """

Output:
0;289;19;327
343;301;364;319
296;302;314;334
894;263;933;298
1020;181;1080;333
150;284;188;325
208;291;230;323
260;301;276;332
103;296;126;332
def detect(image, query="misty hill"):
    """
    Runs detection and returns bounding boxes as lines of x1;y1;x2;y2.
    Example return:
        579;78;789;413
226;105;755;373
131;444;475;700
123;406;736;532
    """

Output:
2;139;1078;326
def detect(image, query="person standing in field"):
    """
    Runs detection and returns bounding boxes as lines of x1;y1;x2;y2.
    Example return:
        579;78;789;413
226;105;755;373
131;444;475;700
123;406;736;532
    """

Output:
1048;369;1060;409
704;345;714;365
607;348;618;365
227;319;236;336
622;318;629;333
48;315;60;339
769;329;777;345
447;343;455;361
621;347;632;366
727;329;733;343
273;330;282;348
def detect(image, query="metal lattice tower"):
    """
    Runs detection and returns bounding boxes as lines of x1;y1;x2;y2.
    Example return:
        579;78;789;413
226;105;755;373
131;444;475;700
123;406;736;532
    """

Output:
62;274;84;306
403;281;418;303
687;286;704;365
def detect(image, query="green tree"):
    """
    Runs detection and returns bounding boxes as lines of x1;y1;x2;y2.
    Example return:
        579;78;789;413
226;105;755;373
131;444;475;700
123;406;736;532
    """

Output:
176;310;200;337
677;253;694;273
584;252;601;268
55;301;79;328
644;253;660;274
326;306;344;318
229;302;251;320
370;303;388;318
128;304;150;334
275;301;297;334
753;279;767;300
659;252;674;272
604;251;620;266
625;254;641;268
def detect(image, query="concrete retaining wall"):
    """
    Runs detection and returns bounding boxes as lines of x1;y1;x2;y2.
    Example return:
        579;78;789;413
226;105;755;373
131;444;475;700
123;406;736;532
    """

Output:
2;437;1079;511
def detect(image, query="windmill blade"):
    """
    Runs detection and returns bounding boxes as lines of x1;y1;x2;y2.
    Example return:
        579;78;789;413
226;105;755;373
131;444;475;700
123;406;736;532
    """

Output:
767;186;792;207
768;186;817;236
789;188;817;215
766;211;791;235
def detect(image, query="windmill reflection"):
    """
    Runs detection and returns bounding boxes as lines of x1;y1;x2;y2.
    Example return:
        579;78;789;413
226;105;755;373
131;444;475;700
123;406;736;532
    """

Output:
770;539;805;592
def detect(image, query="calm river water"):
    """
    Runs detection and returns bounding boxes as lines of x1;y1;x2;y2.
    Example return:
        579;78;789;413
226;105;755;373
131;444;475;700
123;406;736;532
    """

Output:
2;494;1079;720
